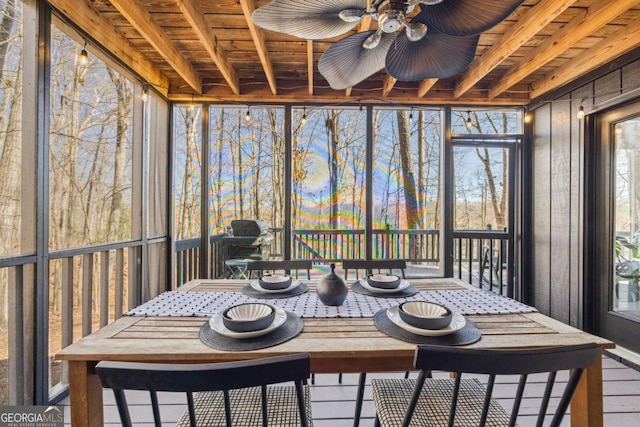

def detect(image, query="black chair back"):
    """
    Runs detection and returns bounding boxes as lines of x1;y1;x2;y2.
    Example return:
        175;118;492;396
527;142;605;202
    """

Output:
246;260;313;279
96;354;311;427
397;343;601;427
342;259;406;280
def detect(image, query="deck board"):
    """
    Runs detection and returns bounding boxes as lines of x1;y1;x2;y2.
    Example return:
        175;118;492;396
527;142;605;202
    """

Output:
59;355;640;426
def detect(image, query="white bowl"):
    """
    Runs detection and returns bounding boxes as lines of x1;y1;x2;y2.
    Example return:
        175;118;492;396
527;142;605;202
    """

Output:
366;274;401;289
259;274;292;290
222;303;275;332
398;301;452;330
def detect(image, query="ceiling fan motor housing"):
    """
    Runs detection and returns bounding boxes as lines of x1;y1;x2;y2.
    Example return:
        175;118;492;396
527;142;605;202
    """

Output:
376;0;406;33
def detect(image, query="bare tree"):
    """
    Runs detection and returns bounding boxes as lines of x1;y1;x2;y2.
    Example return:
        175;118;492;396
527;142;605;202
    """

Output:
396;110;420;229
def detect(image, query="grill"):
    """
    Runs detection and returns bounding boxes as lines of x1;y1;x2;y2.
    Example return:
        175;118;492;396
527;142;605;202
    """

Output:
221;220;273;262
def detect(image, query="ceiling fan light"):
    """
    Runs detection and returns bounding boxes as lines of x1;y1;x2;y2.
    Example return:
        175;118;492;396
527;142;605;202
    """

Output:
405;22;427;42
339;9;364;23
363;30;382;49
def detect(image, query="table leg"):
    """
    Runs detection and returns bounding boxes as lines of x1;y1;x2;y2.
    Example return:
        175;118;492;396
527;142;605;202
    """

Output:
571;351;604;427
68;361;103;427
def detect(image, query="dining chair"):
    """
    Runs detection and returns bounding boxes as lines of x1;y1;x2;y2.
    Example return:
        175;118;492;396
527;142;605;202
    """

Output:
371;343;601;427
246;259;313;280
96;353;312;427
342;259;407;280
342;258;408;426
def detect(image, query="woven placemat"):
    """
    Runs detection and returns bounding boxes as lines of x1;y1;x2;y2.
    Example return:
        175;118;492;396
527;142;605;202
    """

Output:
351;281;418;298
373;309;481;345
241;282;308;299
199;312;303;351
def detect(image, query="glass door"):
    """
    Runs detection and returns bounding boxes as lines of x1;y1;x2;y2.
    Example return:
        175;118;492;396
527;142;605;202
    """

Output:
613;117;640;317
593;101;640;353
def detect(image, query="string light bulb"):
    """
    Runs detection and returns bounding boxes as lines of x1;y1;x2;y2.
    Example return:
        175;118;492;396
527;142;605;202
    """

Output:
301;107;307;124
465;110;473;131
141;84;149;103
409;109;414;126
245;107;251;122
576;104;585;119
189;94;195;111
80;40;88;65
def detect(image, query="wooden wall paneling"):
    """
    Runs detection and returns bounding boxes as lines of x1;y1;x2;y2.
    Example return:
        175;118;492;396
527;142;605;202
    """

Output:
549;97;572;324
621;59;640;93
594;70;622;105
570;84;593;329
532;103;552;314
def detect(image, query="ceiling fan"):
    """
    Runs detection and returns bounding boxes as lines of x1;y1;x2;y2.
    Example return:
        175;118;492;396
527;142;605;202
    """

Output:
252;0;524;90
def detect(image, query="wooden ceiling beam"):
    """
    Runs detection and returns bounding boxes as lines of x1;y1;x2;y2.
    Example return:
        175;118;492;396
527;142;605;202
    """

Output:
48;0;169;95
108;0;202;94
177;0;240;95
382;76;397;97
531;16;640;99
239;0;278;95
307;40;314;96
454;0;577;99
417;79;438;98
489;0;640;98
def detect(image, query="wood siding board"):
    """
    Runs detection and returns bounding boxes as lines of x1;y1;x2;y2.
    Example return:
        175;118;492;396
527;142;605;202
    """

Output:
549;97;572;324
594;70;623;105
622;59;640;92
532;103;552;314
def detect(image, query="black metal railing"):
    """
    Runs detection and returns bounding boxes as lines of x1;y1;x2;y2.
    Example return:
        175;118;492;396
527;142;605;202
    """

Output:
174;228;511;292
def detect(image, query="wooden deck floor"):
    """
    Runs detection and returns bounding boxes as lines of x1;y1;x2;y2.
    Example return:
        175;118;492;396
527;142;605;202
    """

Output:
59;354;640;426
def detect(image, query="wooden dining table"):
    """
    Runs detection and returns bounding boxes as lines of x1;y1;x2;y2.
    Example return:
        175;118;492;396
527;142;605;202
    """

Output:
56;278;614;427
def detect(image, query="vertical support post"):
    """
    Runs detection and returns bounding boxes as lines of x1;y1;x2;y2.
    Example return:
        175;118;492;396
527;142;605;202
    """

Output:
441;107;454;277
34;0;51;404
200;105;210;277
284;106;293;260
366;106;373;261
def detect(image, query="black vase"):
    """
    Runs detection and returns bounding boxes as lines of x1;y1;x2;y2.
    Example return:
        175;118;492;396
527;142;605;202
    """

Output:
317;263;348;306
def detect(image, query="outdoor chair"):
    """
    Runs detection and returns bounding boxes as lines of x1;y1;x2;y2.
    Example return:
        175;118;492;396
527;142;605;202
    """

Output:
96;354;312;427
342;259;408;426
246;259;313;280
371;343;601;427
343;259;407;280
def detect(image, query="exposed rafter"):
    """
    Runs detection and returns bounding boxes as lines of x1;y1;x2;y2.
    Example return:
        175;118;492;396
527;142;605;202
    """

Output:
108;0;202;94
382;75;397;97
531;16;640;99
454;0;578;99
177;0;240;95
490;0;640;98
417;79;438;98
307;40;314;96
239;0;278;95
48;0;169;95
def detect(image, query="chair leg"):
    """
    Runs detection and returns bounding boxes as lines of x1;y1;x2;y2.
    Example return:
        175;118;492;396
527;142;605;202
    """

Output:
311;373;315;385
404;371;409;379
353;372;366;427
374;414;381;427
338;372;343;384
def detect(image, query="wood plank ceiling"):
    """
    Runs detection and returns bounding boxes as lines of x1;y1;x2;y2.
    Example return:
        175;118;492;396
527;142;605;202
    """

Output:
49;0;640;106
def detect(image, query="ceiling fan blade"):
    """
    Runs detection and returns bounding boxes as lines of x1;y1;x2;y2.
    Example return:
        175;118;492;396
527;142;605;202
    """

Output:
252;0;367;40
386;22;479;81
318;31;395;90
420;0;525;36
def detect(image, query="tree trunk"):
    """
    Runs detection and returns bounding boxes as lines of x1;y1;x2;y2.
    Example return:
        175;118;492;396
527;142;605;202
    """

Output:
106;69;131;240
325;111;340;228
396;111;420;229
